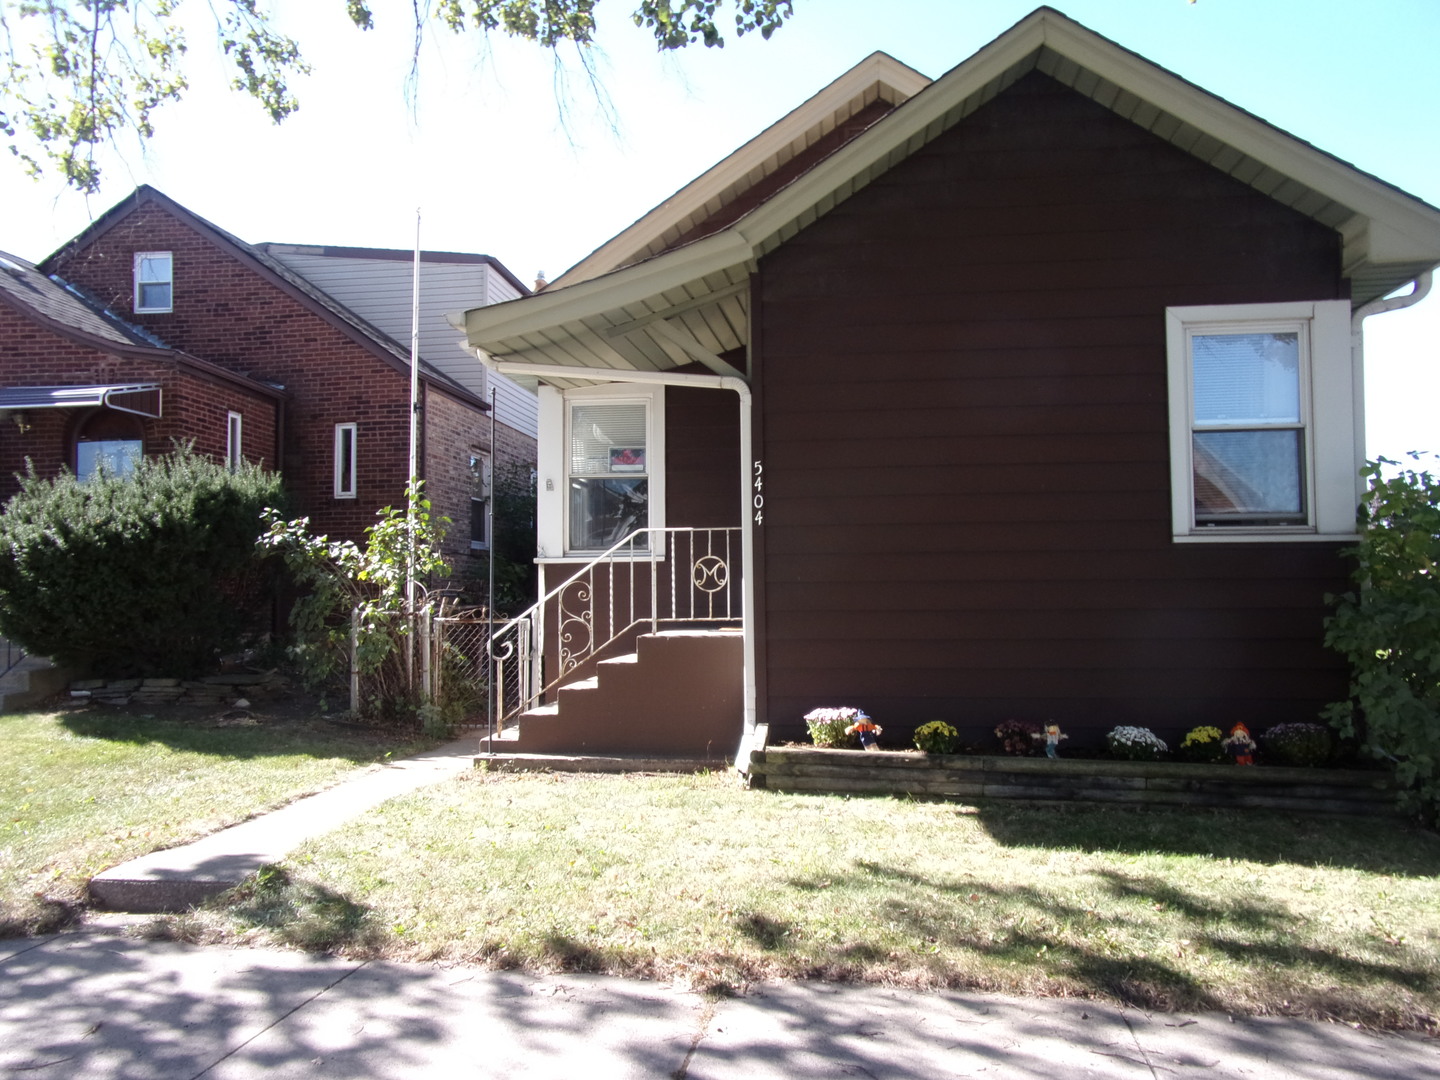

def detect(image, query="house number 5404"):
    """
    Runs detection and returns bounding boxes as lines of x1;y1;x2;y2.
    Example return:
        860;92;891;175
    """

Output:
752;460;764;525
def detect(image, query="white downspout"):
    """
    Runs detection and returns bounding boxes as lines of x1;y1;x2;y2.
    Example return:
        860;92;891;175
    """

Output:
1350;271;1433;485
481;360;760;744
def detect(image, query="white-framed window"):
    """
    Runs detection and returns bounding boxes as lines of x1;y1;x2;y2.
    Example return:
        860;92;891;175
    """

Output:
133;252;173;313
226;411;243;471
334;422;357;499
1165;300;1358;542
535;383;665;559
469;449;492;551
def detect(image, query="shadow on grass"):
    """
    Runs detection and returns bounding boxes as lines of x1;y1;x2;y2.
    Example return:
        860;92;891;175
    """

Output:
972;802;1440;876
765;857;1439;1025
58;709;418;766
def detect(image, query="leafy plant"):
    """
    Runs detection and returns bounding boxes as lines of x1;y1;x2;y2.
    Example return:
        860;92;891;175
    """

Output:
0;446;284;677
1263;723;1334;768
1106;726;1168;762
913;721;961;755
261;480;452;723
1179;725;1226;764
803;707;863;749
1324;455;1440;820
993;718;1040;756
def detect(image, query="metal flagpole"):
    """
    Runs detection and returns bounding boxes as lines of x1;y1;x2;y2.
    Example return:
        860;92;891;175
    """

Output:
487;385;496;746
407;209;421;689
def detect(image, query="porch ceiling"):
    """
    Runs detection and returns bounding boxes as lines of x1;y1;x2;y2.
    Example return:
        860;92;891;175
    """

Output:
459;233;754;389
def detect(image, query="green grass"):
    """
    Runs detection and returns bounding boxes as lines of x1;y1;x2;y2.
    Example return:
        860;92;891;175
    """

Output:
0;707;428;935
178;770;1440;1031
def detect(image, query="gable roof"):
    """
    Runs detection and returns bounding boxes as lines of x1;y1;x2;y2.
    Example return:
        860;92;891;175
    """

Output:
43;186;488;409
460;6;1440;387
553;50;931;289
0;249;163;350
0;249;286;402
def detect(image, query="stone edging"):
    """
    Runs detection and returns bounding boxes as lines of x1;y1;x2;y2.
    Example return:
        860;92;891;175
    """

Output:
746;746;1401;816
69;672;288;708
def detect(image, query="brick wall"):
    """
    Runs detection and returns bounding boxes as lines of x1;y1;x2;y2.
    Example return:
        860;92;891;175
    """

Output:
0;304;281;501
46;202;453;545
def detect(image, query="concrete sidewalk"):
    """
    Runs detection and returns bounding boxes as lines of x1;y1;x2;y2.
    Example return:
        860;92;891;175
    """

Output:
90;737;480;913
1;929;1435;1079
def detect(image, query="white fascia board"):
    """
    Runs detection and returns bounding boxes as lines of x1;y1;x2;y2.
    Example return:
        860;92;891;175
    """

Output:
731;9;1440;268
1034;17;1440;264
734;21;1046;247
463;231;752;355
554;52;931;289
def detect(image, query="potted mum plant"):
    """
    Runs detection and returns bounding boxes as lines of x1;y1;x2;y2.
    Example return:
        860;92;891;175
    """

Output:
1105;725;1168;762
804;706;867;748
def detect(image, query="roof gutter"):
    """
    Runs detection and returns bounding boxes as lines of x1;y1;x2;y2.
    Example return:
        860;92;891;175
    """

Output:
483;357;760;751
1350;270;1434;485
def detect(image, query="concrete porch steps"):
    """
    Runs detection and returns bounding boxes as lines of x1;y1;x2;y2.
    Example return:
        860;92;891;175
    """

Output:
496;629;742;760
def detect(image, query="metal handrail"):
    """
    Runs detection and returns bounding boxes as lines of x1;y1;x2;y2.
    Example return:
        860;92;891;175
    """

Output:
478;527;741;728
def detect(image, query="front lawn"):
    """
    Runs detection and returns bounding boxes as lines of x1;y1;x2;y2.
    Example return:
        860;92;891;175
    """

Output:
0;707;428;935
180;769;1440;1031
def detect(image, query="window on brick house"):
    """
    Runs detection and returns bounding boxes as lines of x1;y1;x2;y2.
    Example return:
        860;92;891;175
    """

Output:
470;450;492;550
226;411;243;471
76;410;144;479
334;423;357;499
133;252;173;313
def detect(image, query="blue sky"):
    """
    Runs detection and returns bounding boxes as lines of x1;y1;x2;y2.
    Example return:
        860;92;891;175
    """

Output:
3;0;1437;458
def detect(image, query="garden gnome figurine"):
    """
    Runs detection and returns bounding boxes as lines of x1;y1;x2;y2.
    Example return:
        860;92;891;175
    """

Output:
1032;723;1068;759
845;712;883;751
1222;723;1256;765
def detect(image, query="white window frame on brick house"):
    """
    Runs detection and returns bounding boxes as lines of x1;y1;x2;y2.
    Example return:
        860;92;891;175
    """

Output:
1165;299;1359;542
334;422;358;499
535;382;665;561
133;252;173;313
226;411;243;471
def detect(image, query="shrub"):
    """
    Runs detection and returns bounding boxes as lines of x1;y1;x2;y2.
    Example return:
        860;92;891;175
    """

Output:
1178;725;1226;764
0;447;284;678
261;481;452;723
803;707;864;749
1324;455;1440;820
994;718;1040;756
913;721;960;755
1263;723;1334;768
1106;725;1168;762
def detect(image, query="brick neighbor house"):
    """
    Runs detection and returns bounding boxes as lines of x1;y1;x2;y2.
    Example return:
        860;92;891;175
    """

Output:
1;186;534;577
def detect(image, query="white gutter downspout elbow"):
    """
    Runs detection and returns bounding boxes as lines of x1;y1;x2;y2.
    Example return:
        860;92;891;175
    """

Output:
1350;271;1434;486
477;358;760;748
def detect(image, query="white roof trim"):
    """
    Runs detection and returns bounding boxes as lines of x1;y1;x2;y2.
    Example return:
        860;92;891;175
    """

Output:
466;7;1440;372
553;51;930;288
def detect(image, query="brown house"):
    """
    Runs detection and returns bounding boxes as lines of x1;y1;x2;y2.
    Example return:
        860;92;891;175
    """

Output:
2;186;533;571
458;8;1440;758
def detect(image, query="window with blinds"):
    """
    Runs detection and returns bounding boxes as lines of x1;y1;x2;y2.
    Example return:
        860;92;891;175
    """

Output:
1189;327;1307;524
567;399;648;551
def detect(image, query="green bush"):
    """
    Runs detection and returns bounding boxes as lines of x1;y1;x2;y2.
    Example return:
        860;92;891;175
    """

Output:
913;721;961;754
1262;723;1334;768
0;446;284;677
260;481;452;723
1324;454;1440;820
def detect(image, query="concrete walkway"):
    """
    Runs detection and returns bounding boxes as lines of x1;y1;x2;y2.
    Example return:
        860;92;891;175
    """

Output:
1;929;1435;1079
90;737;480;913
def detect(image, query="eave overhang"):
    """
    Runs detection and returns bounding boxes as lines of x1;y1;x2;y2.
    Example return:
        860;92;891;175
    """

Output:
461;7;1440;383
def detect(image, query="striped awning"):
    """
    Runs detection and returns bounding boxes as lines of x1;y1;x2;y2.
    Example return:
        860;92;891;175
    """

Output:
0;384;162;418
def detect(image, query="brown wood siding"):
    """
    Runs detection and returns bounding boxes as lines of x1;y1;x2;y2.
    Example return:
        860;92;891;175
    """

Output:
665;379;742;529
755;71;1351;747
